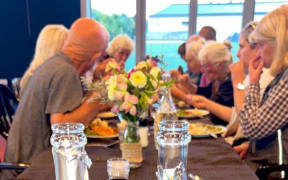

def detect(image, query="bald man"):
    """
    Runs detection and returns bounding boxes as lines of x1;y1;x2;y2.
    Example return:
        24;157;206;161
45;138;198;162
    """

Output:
3;18;108;179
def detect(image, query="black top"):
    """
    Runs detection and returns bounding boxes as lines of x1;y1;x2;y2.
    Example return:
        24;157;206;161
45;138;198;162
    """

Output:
196;73;234;125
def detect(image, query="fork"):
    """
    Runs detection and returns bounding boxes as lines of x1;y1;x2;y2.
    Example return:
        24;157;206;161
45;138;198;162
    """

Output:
87;140;120;147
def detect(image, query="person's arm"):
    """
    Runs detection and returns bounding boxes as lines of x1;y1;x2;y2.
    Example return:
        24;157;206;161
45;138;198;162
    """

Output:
171;83;188;101
51;96;111;126
239;58;288;140
233;86;246;113
186;94;232;122
178;74;198;94
229;61;246;113
47;67;111;126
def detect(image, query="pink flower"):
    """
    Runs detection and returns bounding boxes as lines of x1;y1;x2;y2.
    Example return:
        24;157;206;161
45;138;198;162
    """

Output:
128;69;136;79
119;94;138;116
114;90;125;101
147;59;158;67
129;105;137;116
111;105;120;113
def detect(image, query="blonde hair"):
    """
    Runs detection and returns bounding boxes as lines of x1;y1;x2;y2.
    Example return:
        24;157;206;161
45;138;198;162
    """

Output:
198;41;233;64
252;5;288;76
20;24;68;88
107;34;134;57
185;35;206;61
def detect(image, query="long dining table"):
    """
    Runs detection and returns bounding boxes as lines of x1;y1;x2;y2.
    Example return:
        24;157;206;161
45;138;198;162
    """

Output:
17;120;259;180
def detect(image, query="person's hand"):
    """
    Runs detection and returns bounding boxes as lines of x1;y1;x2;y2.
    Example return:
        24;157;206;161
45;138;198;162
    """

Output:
93;58;115;81
179;74;189;84
170;70;181;80
185;94;207;109
248;54;264;85
229;60;245;86
233;142;249;159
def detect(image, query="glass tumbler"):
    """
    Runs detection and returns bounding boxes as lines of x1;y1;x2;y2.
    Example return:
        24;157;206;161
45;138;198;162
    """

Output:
50;123;92;180
156;120;191;180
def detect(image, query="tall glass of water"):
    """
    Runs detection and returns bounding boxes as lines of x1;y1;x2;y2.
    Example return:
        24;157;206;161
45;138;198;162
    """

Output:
156;120;191;180
50;123;92;180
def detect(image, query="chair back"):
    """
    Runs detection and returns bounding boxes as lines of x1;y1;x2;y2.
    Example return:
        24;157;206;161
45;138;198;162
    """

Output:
11;78;21;100
0;85;18;139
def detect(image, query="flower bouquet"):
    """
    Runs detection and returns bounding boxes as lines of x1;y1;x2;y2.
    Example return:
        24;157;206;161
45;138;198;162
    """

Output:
82;56;170;167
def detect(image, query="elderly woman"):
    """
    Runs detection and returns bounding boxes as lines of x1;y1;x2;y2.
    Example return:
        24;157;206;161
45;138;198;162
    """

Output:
237;6;288;178
186;22;274;157
20;25;68;98
106;34;134;70
184;41;234;125
171;35;206;99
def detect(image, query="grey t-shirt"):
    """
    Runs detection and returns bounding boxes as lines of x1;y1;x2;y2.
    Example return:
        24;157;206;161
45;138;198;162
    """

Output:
4;52;83;165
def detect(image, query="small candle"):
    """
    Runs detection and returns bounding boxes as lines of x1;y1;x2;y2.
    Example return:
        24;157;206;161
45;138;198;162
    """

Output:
107;158;130;179
139;127;149;147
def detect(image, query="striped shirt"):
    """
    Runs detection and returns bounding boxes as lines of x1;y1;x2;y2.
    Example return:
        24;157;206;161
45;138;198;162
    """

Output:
239;69;288;140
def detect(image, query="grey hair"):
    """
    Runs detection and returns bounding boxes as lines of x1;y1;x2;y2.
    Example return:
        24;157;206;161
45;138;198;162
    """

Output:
106;34;134;57
198;41;233;64
185;35;206;60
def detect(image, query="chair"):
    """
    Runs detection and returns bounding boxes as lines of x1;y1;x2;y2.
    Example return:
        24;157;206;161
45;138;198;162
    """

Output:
0;84;18;139
0;85;28;175
11;78;21;101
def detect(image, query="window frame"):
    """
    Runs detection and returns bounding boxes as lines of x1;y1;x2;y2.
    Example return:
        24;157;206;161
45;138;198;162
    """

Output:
81;0;256;64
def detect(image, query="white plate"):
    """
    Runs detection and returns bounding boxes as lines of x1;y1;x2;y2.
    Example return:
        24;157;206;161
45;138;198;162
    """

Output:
86;133;119;139
97;112;117;119
177;109;209;119
189;122;226;138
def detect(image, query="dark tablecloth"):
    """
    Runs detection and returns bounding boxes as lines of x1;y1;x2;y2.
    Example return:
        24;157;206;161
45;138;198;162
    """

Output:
17;135;258;180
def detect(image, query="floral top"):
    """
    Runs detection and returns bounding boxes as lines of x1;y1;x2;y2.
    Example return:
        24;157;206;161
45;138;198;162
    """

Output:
239;69;288;140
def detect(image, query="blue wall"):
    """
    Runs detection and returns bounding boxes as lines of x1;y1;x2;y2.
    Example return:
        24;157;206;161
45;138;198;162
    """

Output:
0;0;80;81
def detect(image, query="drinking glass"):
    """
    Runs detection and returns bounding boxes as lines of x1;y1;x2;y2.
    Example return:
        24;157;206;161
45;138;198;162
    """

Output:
156;120;191;180
50;123;91;180
107;158;130;180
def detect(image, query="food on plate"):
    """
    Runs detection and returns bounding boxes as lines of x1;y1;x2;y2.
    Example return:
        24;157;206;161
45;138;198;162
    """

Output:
97;112;117;118
177;100;189;108
177;109;209;117
189;122;224;136
85;118;118;136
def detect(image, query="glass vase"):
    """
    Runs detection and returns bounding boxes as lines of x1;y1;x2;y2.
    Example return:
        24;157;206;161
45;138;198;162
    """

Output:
120;120;143;168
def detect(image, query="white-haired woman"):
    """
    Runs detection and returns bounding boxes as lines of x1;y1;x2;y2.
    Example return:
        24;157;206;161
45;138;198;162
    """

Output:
171;35;206;101
20;25;68;97
236;6;288;178
185;41;234;125
106;34;134;70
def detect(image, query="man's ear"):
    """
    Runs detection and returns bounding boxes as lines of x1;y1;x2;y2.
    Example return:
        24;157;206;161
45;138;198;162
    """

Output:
91;52;102;63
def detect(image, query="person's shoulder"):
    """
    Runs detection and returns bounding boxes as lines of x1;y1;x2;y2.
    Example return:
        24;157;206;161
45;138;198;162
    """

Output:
39;52;75;74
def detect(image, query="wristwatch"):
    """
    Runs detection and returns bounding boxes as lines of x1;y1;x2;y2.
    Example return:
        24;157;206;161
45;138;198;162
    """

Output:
237;83;245;90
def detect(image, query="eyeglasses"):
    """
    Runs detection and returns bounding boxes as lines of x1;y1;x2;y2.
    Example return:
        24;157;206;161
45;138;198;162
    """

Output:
201;62;222;70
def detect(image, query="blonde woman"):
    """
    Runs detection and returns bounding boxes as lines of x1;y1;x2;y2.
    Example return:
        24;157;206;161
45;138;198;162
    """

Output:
20;25;68;97
106;34;134;70
236;6;288;178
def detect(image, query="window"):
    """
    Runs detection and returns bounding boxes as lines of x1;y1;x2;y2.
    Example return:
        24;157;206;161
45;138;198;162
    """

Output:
197;0;244;62
90;0;136;71
254;0;288;21
146;0;190;71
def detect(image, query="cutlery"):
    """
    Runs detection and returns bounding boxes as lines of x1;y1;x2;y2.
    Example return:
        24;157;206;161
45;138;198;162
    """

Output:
87;140;120;147
188;173;203;180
